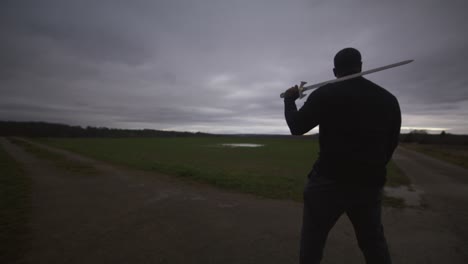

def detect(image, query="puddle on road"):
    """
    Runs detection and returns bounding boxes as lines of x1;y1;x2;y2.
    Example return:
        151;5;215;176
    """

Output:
220;143;264;148
384;185;423;207
217;202;239;208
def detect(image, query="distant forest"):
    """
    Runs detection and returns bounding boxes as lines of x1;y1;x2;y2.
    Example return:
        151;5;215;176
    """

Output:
1;121;467;145
0;121;210;138
399;130;468;145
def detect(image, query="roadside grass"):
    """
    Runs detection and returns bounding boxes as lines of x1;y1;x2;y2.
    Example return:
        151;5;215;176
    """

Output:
0;140;31;264
382;161;410;208
10;138;98;175
402;143;468;169
35;137;409;206
382;196;406;208
386;161;411;187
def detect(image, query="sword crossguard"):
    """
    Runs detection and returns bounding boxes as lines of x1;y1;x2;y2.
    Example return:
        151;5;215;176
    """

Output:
298;81;307;99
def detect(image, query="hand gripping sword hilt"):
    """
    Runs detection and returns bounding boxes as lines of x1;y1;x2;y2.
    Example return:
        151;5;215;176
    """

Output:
279;81;308;99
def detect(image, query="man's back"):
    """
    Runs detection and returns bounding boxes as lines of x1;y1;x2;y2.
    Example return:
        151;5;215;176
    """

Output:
284;76;401;187
314;77;401;186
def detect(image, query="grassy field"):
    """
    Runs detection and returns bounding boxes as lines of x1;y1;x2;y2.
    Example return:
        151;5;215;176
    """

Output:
402;143;468;169
0;140;30;264
10;138;98;175
35;137;409;202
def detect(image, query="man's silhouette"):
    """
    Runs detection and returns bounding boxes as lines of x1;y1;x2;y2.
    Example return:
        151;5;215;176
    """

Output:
283;48;400;264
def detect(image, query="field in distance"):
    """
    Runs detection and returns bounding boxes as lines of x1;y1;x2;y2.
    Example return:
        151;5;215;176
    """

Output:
36;137;407;202
401;143;468;169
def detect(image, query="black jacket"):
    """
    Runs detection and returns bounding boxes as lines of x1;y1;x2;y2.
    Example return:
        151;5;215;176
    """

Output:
284;77;401;187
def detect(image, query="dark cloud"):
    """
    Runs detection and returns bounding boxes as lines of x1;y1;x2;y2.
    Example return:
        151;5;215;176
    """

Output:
1;0;468;134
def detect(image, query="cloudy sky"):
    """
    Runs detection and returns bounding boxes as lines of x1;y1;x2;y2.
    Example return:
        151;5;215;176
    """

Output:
1;0;467;134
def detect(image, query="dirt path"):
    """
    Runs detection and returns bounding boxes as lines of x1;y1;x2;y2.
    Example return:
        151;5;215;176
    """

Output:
2;138;467;263
392;147;468;261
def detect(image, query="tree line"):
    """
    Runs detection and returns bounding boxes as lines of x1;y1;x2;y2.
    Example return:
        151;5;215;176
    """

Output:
1;121;467;145
400;130;468;145
0;121;210;138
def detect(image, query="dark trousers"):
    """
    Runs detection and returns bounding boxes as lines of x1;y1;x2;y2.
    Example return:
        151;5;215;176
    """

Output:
300;180;392;264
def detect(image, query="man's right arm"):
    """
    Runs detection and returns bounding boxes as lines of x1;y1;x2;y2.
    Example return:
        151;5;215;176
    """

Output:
284;87;322;135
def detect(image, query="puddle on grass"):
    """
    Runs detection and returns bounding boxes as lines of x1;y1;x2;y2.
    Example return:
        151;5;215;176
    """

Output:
384;185;423;207
220;143;264;148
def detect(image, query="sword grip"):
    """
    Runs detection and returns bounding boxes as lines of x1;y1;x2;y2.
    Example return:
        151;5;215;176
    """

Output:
280;81;307;99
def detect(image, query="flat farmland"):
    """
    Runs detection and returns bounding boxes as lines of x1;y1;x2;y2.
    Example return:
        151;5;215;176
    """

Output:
401;143;468;169
36;137;407;201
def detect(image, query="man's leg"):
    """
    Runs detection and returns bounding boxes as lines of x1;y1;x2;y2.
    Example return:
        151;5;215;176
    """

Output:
300;185;344;264
345;189;392;264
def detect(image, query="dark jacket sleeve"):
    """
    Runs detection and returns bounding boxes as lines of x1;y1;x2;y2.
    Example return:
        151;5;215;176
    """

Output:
284;89;322;135
386;96;401;163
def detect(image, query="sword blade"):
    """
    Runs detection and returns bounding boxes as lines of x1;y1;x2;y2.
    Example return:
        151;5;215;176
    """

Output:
280;59;413;99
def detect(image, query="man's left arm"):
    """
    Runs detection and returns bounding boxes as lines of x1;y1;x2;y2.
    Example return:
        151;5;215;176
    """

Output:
385;96;402;163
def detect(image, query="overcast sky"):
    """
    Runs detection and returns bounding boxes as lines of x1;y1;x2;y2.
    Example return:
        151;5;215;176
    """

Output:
1;0;467;134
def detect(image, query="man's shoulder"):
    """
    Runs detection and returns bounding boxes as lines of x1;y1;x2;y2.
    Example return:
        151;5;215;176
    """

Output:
306;83;330;99
310;77;397;100
360;77;398;99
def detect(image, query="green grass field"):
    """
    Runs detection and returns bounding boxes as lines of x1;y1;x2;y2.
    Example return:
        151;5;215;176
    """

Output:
402;143;468;169
10;138;98;175
36;137;409;202
0;140;30;263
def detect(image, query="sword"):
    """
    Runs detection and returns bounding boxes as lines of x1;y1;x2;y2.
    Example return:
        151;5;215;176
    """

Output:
280;59;413;99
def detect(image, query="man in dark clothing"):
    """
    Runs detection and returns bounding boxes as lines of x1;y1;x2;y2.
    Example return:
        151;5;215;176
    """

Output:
283;48;401;264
